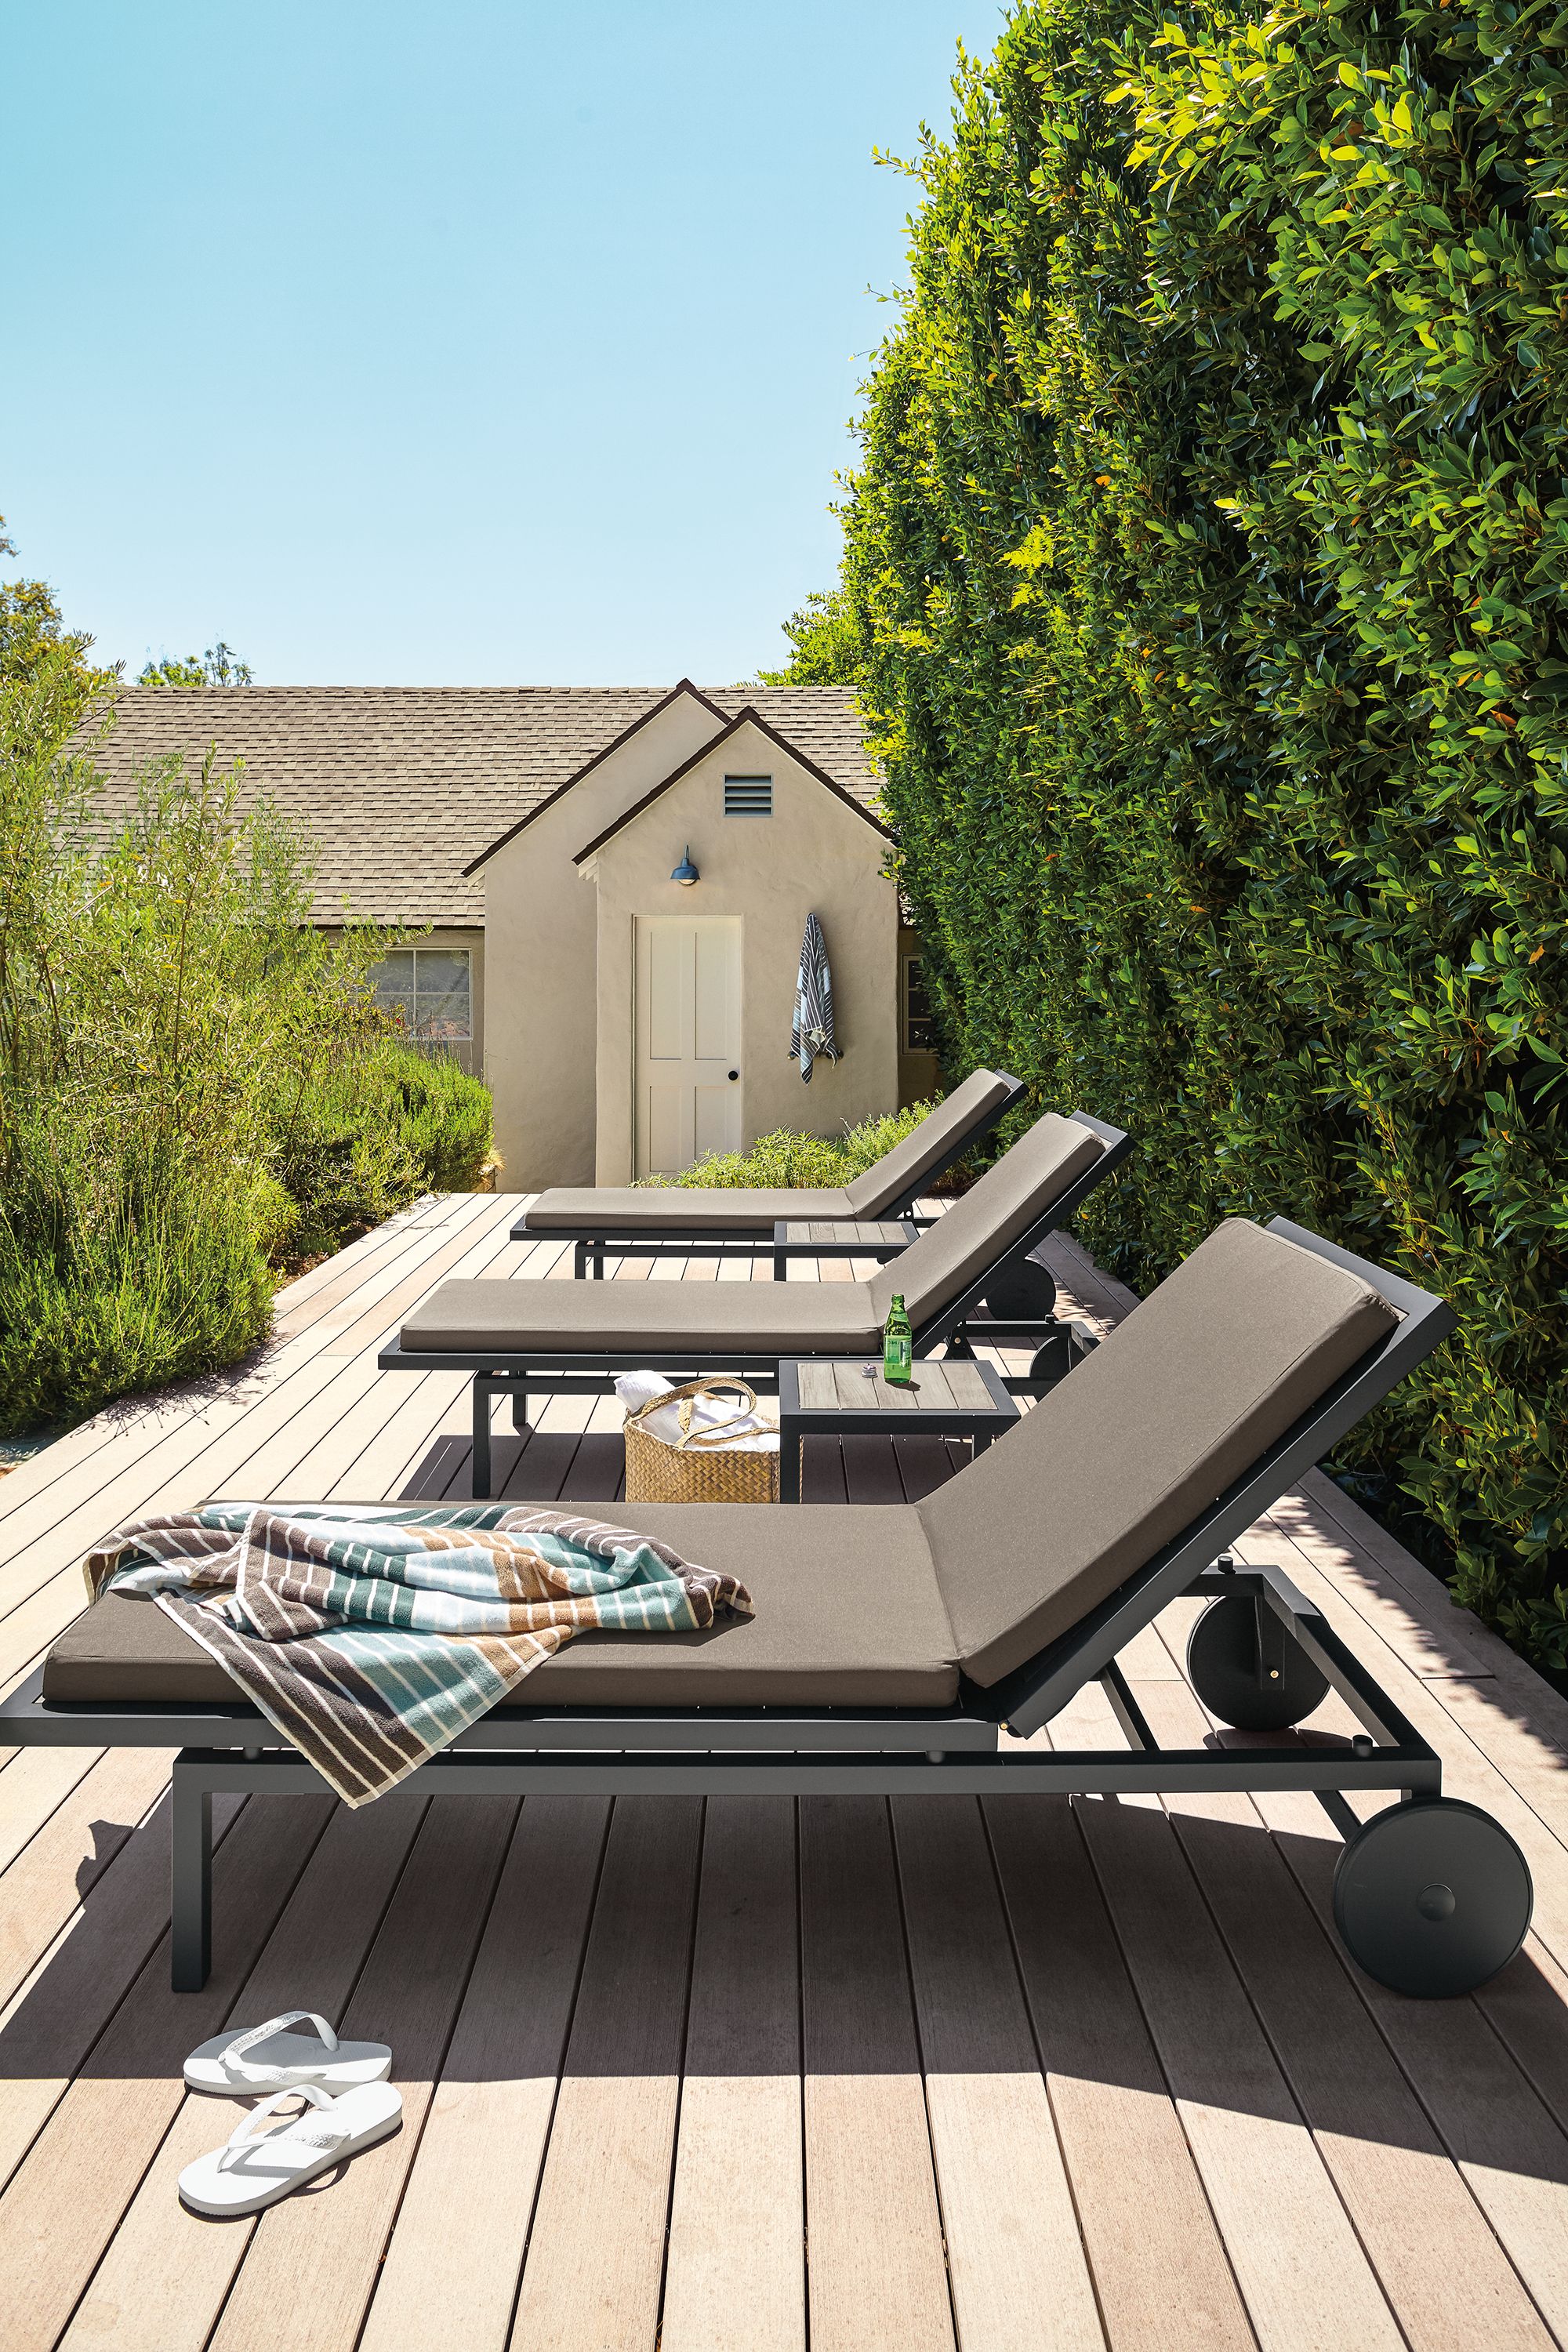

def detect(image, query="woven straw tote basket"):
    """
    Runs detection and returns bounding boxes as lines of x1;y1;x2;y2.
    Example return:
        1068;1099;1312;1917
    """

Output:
622;1378;779;1505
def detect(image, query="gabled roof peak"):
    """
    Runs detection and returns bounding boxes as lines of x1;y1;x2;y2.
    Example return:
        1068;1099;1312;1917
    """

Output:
463;677;729;875
572;704;890;867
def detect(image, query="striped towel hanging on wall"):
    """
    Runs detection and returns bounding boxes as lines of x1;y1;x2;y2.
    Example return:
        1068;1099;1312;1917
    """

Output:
789;911;840;1084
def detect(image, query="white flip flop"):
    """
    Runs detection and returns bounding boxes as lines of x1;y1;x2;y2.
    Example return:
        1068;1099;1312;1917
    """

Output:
183;2010;392;2096
178;2081;403;2216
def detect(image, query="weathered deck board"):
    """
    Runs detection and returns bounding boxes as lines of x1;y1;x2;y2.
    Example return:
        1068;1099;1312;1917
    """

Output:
0;1196;1564;2350
660;1798;805;2352
357;1795;609;2352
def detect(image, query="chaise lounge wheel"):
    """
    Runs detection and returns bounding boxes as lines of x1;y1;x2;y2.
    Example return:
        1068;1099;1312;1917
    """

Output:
1185;1594;1330;1732
982;1258;1057;1322
1334;1798;1532;1998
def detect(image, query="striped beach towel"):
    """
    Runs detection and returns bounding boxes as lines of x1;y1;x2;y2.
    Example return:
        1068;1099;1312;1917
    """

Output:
83;1501;752;1806
789;910;839;1083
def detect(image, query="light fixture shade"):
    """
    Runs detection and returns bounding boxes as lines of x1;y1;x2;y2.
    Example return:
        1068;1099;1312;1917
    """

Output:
671;846;699;886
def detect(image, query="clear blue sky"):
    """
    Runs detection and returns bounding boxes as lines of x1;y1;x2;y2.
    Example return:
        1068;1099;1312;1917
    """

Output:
3;1;1005;686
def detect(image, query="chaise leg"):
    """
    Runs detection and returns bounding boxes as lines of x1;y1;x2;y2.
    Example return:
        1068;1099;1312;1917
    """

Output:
574;1240;588;1279
171;1757;212;1991
472;1377;493;1500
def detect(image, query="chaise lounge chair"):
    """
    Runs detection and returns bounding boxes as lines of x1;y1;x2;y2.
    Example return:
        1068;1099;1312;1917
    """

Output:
382;1107;1129;1494
4;1214;1532;2000
514;1065;1025;1275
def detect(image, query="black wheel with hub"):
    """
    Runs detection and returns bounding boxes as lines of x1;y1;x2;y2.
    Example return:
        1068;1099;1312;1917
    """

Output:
982;1258;1057;1322
1334;1798;1532;1997
1185;1594;1330;1732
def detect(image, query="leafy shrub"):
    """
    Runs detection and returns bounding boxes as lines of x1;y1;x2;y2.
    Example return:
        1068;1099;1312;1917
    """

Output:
830;0;1568;1662
275;1048;495;1264
0;659;492;1433
0;1135;279;1429
665;1102;937;1189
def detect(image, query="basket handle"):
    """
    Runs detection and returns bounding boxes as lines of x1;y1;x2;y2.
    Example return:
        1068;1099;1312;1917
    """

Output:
626;1377;760;1451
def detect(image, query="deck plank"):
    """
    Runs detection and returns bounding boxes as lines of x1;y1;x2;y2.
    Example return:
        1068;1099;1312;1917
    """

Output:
800;1797;953;2352
0;1748;183;2023
892;1796;1105;2351
209;1797;521;2352
1238;1775;1568;2347
58;1795;428;2352
358;1797;610;2352
986;1793;1255;2352
0;1793;336;2352
507;1796;704;2352
1075;1791;1408;2352
1132;1676;1558;2352
662;1798;806;2352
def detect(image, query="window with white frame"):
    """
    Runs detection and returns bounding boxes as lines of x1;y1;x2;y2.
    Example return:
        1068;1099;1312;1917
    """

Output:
372;946;473;1044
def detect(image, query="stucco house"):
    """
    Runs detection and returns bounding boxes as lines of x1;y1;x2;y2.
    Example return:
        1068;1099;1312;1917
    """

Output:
93;681;940;1188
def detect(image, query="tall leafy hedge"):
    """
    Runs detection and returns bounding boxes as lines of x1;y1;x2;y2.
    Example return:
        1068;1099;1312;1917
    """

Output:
837;0;1568;1659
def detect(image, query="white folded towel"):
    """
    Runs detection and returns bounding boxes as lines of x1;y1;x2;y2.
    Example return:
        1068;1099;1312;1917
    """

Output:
615;1371;777;1454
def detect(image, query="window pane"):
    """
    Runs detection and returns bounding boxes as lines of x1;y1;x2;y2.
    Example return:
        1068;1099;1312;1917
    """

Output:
416;950;471;999
904;957;936;1051
414;992;472;1043
372;949;417;1024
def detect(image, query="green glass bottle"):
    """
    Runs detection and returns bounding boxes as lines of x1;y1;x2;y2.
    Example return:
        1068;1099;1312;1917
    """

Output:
882;1292;913;1386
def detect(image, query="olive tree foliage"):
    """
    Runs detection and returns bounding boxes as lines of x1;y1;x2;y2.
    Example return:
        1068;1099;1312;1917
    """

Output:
139;641;255;688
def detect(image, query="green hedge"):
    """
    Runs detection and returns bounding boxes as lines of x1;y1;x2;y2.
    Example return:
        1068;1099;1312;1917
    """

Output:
659;1103;936;1190
834;0;1568;1660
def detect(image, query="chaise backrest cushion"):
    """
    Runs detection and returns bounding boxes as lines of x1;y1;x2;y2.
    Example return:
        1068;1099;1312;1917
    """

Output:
844;1068;1016;1215
920;1218;1401;1686
867;1112;1105;1329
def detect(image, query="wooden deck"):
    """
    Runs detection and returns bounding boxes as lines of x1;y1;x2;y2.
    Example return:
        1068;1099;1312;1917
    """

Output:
1;1187;1567;2351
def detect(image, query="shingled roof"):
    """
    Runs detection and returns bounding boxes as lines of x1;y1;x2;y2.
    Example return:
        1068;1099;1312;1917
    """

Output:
83;684;880;924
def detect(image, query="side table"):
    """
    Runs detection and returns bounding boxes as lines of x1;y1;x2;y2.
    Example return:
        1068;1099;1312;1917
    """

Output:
769;1218;922;1282
777;1356;1018;1504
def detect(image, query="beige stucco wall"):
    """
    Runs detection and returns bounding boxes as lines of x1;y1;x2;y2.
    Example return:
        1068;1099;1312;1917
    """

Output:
481;691;728;1188
584;720;899;1185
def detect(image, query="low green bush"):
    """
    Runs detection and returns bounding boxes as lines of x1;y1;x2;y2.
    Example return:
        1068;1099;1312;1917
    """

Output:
0;1138;280;1431
664;1102;937;1189
0;659;492;1435
274;1047;496;1265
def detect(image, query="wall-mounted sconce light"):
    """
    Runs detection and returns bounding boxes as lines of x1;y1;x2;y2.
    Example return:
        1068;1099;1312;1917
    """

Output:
671;846;699;887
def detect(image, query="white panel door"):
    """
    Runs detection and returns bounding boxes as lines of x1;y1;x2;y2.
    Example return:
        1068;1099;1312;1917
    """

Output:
634;917;742;1177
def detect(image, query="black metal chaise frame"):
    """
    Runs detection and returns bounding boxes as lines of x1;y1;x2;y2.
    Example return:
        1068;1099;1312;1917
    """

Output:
380;1110;1131;1498
514;1070;1027;1276
0;1218;1530;2000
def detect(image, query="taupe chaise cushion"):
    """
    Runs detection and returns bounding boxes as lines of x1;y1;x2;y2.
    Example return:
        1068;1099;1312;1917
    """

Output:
841;1068;1016;1213
521;1067;1014;1235
406;1106;1100;1355
921;1218;1400;1685
523;1185;859;1235
400;1277;885;1356
870;1112;1104;1328
404;1106;1100;1356
44;1507;959;1710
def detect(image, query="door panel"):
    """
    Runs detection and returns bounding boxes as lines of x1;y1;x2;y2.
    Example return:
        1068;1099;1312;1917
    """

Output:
636;917;742;1177
648;926;686;1062
693;1084;734;1161
693;925;735;1060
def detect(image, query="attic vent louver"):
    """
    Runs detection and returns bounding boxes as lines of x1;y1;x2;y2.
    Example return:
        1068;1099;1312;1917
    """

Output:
724;775;773;817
